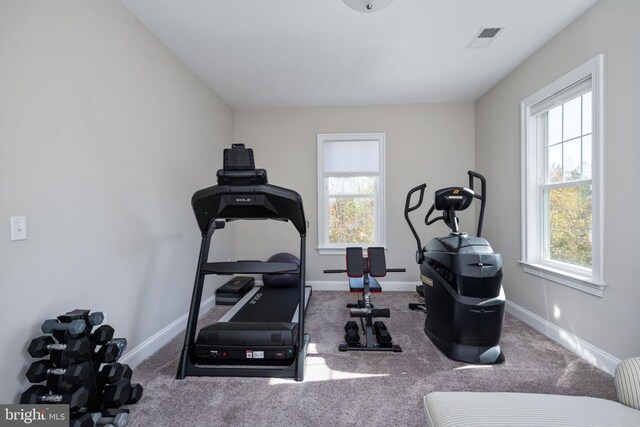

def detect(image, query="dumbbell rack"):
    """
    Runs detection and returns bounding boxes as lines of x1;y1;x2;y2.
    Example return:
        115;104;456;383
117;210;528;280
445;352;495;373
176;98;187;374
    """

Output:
324;247;405;352
20;309;144;426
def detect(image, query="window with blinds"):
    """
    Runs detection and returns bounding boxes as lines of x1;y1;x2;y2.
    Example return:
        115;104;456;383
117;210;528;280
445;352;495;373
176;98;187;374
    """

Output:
520;55;605;296
316;133;385;254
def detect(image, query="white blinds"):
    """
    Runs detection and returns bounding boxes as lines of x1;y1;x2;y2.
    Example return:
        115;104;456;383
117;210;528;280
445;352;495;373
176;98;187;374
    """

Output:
323;139;379;173
530;77;592;116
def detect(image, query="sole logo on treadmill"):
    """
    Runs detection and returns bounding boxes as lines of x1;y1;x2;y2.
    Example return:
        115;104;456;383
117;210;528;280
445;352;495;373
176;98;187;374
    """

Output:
248;293;262;305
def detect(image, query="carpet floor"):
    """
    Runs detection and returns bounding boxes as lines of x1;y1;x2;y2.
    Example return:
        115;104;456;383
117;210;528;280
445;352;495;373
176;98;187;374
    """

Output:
129;291;616;426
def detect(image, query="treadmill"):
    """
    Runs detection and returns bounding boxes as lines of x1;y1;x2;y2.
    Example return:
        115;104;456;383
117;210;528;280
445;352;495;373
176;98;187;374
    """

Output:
176;144;311;381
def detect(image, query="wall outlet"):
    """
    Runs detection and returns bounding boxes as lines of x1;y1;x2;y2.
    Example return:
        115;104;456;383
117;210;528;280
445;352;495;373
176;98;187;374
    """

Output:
10;216;27;241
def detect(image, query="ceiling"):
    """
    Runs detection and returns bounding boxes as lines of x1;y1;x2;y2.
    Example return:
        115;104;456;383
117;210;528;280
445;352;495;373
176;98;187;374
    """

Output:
119;0;598;109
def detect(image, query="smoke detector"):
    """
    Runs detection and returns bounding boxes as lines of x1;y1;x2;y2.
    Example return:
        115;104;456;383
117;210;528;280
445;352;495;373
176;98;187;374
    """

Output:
343;0;396;13
467;26;504;48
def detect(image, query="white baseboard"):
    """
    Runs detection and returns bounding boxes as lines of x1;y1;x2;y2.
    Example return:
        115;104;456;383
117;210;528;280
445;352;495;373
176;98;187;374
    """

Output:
506;300;619;375
119;295;216;369
275;280;420;291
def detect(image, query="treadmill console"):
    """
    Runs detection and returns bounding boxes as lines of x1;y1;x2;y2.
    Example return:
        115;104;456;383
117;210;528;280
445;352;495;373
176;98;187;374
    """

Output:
217;143;268;185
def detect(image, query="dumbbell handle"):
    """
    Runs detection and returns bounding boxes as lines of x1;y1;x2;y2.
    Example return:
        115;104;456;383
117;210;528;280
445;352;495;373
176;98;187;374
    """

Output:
38;394;65;404
46;368;69;376
46;343;70;351
42;319;86;335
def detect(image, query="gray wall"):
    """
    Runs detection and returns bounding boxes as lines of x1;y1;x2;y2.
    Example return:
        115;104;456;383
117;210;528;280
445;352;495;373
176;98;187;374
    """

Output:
0;1;233;402
475;0;640;359
232;104;475;282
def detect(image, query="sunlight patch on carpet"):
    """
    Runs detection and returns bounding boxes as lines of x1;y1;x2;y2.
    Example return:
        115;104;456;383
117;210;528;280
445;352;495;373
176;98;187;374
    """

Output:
268;356;389;385
454;364;494;370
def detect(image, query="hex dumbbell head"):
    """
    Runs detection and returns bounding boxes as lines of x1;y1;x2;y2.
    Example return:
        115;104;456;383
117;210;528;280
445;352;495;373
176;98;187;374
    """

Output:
344;320;359;332
95;339;126;363
91;411;128;427
41;319;86;336
91;325;115;345
101;378;132;408
61;386;90;411
25;360;55;383
64;361;92;384
70;412;94;427
99;363;132;384
65;337;91;358
28;336;56;358
88;312;104;326
127;383;143;404
20;385;49;404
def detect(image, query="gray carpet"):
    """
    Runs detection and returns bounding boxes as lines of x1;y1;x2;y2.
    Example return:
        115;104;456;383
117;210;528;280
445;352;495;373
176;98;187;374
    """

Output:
129;291;616;426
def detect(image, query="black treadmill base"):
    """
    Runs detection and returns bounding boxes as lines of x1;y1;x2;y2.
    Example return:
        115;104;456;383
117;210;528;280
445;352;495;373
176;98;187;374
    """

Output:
177;334;310;381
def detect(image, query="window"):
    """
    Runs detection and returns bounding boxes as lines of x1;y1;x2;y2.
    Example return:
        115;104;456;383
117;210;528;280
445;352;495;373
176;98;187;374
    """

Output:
521;55;604;296
317;133;385;254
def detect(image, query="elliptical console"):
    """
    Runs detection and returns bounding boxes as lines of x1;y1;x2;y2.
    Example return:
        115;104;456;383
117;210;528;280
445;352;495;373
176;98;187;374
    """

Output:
404;171;505;364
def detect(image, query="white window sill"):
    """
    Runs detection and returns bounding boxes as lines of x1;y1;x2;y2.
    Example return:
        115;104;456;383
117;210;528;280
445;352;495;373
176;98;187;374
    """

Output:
317;246;387;256
519;261;606;297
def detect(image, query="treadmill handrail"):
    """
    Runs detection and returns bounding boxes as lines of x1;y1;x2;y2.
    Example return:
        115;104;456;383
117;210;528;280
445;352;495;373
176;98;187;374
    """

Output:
202;261;300;275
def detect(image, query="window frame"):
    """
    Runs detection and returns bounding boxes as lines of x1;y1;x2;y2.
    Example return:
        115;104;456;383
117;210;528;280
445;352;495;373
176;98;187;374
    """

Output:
520;54;605;296
316;133;386;255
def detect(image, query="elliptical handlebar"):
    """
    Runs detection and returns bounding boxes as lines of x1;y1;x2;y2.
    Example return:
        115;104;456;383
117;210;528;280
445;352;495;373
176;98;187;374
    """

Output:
404;184;427;264
404;171;489;258
467;170;487;237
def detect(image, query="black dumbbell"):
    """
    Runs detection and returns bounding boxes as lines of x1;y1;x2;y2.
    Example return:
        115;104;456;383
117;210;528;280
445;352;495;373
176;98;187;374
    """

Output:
28;336;90;359
26;360;91;385
94;338;127;363
20;384;89;411
70;411;94;427
91;325;115;345
87;311;104;326
344;320;360;344
373;321;392;344
41;319;86;336
127;383;143;404
101;378;132;408
98;363;132;384
91;410;128;427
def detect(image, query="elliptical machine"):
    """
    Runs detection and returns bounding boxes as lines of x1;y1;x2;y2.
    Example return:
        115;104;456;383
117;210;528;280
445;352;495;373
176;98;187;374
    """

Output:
404;171;505;364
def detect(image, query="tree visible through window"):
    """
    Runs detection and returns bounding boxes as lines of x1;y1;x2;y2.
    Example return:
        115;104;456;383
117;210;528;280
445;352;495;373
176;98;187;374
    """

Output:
328;176;376;244
544;92;593;268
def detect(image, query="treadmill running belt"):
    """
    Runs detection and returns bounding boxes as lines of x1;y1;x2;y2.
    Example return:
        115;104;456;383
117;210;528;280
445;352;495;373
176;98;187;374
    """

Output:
230;286;299;323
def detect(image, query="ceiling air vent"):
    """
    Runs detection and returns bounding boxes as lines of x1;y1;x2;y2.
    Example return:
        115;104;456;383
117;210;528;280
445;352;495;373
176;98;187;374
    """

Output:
467;26;504;48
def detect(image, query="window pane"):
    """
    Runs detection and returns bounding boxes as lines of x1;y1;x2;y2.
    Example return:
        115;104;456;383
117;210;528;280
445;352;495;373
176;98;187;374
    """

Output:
563;96;582;140
327;176;375;195
548;184;592;267
582;135;592;179
547;106;562;145
563;138;581;181
582;92;592;135
328;197;375;244
547;144;562;183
